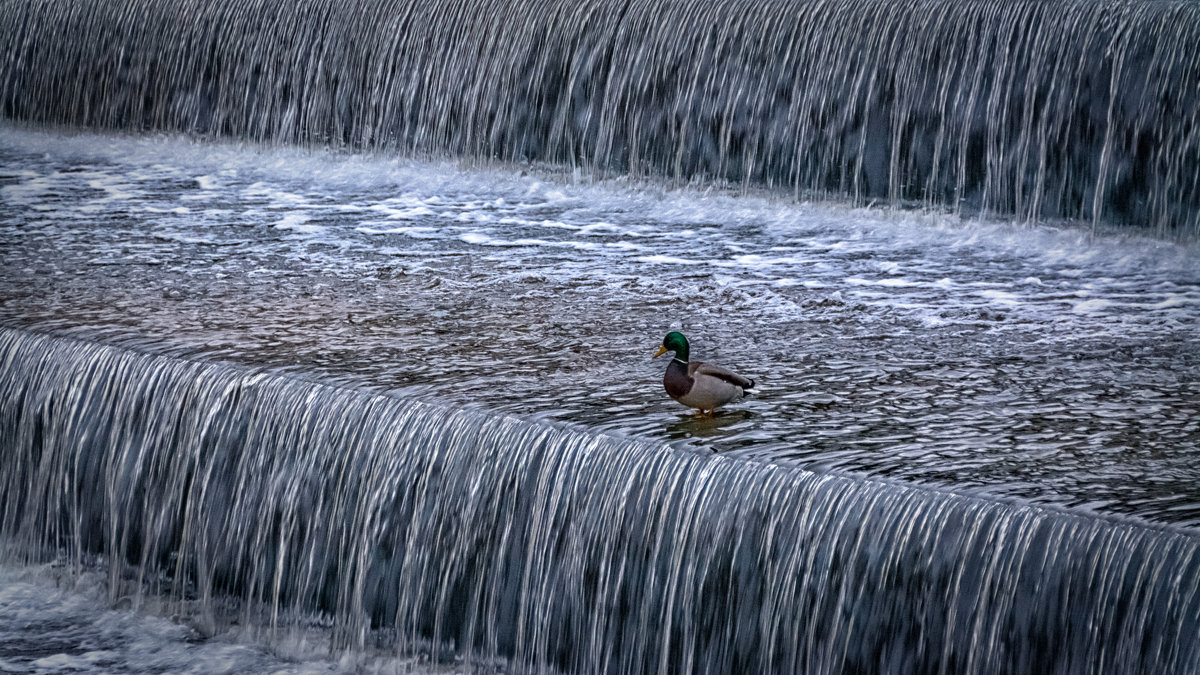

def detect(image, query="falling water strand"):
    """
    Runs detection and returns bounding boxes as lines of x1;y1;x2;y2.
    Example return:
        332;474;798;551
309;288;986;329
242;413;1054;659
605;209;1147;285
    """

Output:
1;0;1198;232
1;327;1198;673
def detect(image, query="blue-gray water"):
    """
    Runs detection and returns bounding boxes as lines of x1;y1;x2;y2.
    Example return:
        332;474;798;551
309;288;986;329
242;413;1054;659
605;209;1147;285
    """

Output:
1;125;1198;674
2;327;1199;674
0;565;381;675
2;0;1200;671
2;126;1197;527
3;0;1199;231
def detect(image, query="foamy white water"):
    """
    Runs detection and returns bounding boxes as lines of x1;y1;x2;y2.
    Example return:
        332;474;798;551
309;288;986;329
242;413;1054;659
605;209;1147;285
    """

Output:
0;562;457;675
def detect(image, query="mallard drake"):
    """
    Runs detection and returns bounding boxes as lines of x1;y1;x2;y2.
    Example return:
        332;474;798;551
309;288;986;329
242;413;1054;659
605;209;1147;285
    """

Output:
653;331;755;415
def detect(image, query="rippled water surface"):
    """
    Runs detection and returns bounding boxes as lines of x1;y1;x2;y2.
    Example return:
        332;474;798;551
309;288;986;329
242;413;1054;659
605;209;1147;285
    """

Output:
2;125;1198;525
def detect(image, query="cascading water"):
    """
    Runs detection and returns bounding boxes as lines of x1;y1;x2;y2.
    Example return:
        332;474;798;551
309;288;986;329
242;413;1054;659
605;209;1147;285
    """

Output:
2;0;1198;232
2;327;1198;673
2;0;1199;671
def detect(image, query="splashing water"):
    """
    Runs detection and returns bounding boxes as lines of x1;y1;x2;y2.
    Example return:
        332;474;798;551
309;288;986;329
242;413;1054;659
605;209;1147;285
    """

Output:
2;0;1198;231
2;0;1200;669
1;327;1198;673
2;126;1198;528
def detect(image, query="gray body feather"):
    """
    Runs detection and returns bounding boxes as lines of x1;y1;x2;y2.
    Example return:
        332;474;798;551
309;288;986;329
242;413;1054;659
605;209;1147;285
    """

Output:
664;358;754;412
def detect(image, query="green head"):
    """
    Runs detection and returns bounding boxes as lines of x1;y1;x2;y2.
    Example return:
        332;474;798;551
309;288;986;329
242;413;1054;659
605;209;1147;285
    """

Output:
653;331;690;361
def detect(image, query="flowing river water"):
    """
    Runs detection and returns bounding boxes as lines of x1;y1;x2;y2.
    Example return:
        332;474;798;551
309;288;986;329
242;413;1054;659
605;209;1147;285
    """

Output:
2;0;1200;666
3;126;1198;525
1;124;1198;672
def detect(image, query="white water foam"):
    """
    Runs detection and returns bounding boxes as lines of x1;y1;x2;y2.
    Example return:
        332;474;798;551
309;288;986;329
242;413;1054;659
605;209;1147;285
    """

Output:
0;563;449;675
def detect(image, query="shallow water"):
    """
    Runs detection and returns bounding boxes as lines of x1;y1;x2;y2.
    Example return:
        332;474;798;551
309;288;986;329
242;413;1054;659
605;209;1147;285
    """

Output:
1;124;1198;527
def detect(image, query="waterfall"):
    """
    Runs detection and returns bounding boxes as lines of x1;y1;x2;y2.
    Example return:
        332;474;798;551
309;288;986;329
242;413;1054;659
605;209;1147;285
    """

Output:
2;0;1198;232
1;327;1197;673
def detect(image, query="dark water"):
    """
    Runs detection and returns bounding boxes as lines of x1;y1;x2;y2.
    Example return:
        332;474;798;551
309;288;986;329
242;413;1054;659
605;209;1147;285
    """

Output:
2;0;1200;670
2;0;1199;230
2;327;1198;674
2;127;1198;528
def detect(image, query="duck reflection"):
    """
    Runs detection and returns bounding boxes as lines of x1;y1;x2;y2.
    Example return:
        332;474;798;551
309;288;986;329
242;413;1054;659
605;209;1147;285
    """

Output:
666;408;753;441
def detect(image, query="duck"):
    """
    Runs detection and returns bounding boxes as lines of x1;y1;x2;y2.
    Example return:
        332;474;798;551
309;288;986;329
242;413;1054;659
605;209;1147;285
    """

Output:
653;331;755;415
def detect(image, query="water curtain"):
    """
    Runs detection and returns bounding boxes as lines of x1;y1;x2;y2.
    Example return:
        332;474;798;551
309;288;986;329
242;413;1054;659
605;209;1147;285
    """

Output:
2;0;1198;231
1;328;1197;673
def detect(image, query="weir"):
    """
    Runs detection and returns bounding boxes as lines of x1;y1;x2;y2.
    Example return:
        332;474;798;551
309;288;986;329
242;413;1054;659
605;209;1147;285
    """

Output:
2;0;1199;233
1;327;1197;673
